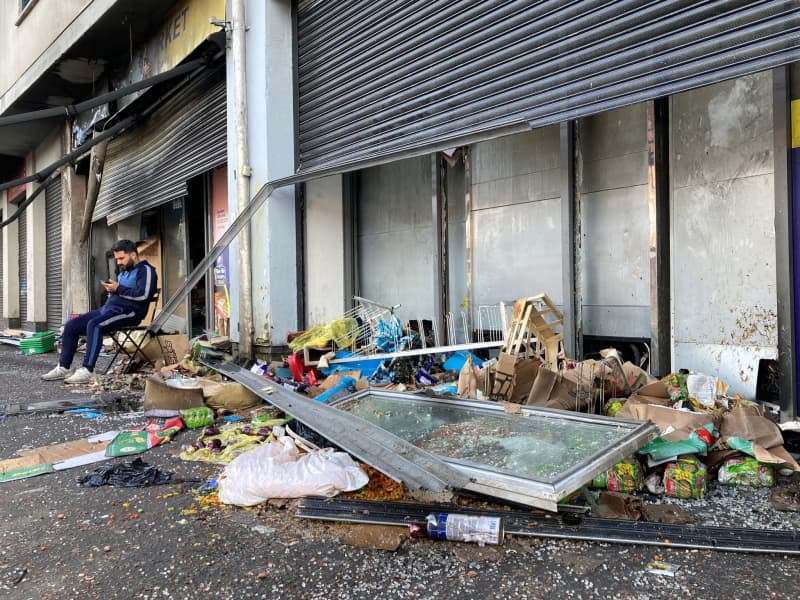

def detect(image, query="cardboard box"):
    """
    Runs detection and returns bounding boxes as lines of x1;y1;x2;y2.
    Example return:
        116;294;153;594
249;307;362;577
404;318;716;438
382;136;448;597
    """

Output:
142;334;190;365
135;237;163;326
525;363;601;411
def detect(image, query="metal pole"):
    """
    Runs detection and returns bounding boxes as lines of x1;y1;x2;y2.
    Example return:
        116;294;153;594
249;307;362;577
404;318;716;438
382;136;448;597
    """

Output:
78;137;108;246
773;66;796;419
432;153;447;344
232;0;253;360
647;99;672;377
560;121;578;358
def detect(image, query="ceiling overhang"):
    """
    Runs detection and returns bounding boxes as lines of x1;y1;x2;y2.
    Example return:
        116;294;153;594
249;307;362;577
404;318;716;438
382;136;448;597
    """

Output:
0;0;181;158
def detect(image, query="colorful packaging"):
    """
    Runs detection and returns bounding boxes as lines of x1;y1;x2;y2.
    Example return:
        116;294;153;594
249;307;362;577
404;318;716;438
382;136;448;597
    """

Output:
590;458;643;492
604;399;626;417
105;417;184;458
717;456;775;487
664;456;707;499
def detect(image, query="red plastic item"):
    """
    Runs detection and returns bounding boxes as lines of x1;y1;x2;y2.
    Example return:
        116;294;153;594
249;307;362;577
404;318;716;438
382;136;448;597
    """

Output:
287;352;305;382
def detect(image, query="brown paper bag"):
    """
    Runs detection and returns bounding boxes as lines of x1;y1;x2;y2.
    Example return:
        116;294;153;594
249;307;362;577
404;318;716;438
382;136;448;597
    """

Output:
457;355;478;399
197;379;262;411
720;405;784;448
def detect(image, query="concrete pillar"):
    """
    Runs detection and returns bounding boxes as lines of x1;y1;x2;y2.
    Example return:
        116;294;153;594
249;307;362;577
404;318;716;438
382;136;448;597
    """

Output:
25;180;47;329
227;0;297;351
26;132;61;330
1;191;20;328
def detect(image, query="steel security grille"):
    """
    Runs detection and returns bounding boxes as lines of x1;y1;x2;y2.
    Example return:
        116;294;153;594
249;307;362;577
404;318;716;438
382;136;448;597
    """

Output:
18;205;27;324
94;68;227;224
45;176;63;329
296;0;800;175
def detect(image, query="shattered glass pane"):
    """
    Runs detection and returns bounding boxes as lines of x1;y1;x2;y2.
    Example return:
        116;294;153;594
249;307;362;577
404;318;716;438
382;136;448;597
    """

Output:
337;393;633;483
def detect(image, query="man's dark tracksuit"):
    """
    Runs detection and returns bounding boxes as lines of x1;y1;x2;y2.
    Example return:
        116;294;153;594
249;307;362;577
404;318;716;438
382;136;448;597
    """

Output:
59;260;158;371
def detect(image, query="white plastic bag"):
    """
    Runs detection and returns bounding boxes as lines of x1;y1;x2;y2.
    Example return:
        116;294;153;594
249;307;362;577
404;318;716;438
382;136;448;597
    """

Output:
217;437;368;506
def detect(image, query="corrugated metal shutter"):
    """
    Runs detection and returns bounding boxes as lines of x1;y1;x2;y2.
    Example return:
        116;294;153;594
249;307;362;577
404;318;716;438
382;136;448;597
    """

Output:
296;0;800;174
18;205;27;324
45;176;63;329
94;68;226;224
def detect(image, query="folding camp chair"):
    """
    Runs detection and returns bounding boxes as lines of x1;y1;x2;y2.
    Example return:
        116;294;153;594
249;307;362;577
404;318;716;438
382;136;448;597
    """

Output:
101;289;162;374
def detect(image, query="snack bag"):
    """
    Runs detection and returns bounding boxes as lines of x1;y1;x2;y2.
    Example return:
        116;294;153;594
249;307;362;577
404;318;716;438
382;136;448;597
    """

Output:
591;458;643;493
664;456;707;499
718;456;775;487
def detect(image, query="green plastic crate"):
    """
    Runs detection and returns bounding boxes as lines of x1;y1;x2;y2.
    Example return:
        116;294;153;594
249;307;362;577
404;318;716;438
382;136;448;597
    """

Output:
20;331;56;354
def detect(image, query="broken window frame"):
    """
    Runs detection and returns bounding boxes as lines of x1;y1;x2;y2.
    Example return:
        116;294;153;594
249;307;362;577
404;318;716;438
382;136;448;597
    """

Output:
331;389;659;512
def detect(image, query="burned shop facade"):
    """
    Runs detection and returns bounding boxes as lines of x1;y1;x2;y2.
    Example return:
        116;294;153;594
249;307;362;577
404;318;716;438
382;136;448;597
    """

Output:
288;1;800;417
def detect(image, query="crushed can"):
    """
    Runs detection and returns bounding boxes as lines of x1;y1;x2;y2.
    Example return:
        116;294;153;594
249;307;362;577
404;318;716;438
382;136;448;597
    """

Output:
425;512;504;546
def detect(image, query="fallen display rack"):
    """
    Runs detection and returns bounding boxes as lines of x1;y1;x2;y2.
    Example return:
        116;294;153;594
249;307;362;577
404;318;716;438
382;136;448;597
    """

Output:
204;361;658;511
297;498;800;555
201;360;471;493
330;389;659;511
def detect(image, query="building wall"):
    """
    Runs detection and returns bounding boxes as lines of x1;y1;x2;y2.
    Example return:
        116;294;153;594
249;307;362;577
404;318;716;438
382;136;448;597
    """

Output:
579;103;651;340
671;71;777;399
357;155;434;323
230;0;297;348
0;0;114;113
305;175;346;325
470;126;562;312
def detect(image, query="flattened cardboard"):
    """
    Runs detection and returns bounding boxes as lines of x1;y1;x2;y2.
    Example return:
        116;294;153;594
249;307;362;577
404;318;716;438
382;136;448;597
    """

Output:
720;406;784;449
616;397;719;441
143;333;190;364
490;353;517;402
1;438;112;474
525;364;597;411
509;357;542;404
750;444;800;471
595;491;642;521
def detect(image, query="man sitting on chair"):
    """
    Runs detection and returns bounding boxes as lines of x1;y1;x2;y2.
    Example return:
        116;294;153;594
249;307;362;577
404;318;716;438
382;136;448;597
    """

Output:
42;239;158;384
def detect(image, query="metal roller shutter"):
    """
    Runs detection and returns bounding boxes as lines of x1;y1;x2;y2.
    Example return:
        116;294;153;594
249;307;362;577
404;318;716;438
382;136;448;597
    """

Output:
94;68;227;224
296;0;800;174
18;205;27;324
45;176;63;329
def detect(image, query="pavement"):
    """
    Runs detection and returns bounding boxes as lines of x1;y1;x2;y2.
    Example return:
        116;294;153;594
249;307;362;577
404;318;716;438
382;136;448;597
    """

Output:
1;343;800;599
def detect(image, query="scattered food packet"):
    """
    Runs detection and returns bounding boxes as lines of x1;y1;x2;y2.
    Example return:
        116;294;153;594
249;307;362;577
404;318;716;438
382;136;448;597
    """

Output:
647;560;681;576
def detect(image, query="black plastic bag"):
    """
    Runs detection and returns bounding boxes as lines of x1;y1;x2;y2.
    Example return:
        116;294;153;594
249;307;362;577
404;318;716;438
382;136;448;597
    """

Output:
78;458;176;487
